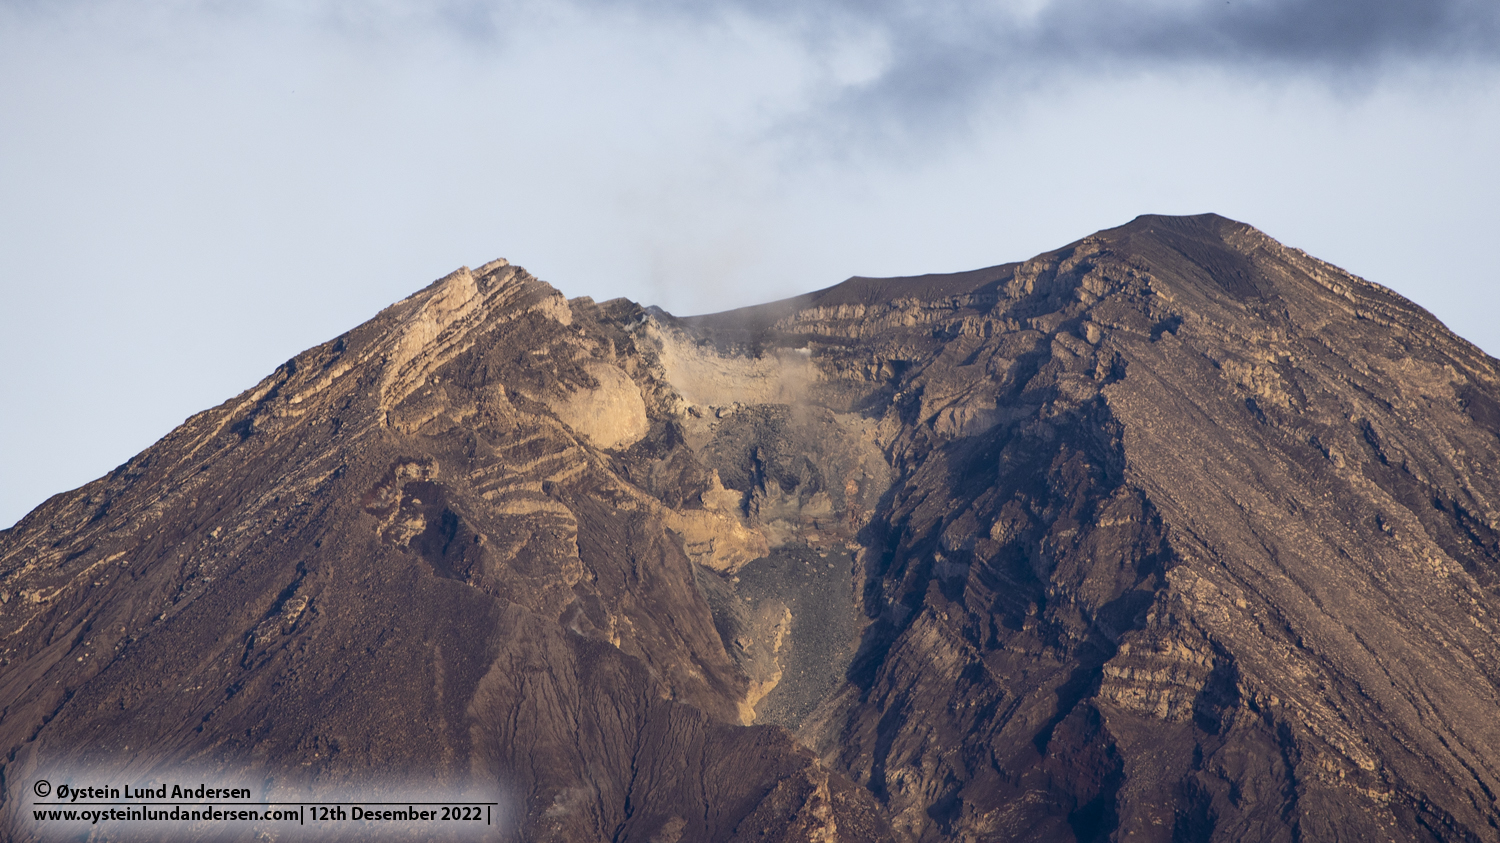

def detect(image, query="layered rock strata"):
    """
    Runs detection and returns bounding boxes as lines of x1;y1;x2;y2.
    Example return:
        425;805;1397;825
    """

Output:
3;215;1499;841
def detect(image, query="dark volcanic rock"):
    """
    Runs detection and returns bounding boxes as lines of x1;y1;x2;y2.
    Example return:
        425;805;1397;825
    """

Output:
4;215;1500;842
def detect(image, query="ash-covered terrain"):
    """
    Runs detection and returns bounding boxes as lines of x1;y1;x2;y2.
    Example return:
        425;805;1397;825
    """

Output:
4;214;1500;841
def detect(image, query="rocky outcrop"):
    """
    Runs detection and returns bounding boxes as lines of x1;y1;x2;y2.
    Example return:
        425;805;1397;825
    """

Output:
731;216;1500;842
3;214;1499;841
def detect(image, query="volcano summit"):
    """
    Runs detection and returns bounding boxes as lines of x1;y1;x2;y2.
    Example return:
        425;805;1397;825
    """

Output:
3;214;1499;841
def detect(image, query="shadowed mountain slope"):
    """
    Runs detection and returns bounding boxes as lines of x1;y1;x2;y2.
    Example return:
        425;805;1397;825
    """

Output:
3;214;1499;841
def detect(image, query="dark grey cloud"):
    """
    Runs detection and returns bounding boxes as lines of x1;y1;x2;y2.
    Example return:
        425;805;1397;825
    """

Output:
386;0;1500;143
1110;0;1500;64
632;0;1500;65
771;0;1500;115
566;0;1491;120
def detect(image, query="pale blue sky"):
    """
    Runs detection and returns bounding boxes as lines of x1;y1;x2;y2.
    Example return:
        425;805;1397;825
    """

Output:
3;0;1499;528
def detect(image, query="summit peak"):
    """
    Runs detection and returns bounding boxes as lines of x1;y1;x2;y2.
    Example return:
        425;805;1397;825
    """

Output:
4;216;1499;842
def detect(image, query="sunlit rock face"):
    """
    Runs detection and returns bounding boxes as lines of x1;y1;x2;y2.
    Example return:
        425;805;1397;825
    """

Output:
4;214;1500;842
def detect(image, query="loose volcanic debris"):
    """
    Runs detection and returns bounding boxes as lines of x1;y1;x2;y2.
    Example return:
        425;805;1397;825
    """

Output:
4;214;1500;841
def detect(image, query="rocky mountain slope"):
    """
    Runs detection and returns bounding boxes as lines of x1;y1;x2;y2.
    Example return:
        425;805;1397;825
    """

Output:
3;214;1499;841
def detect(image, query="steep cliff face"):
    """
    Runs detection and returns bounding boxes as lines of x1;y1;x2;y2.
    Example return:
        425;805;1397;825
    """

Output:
727;216;1500;842
3;215;1499;841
